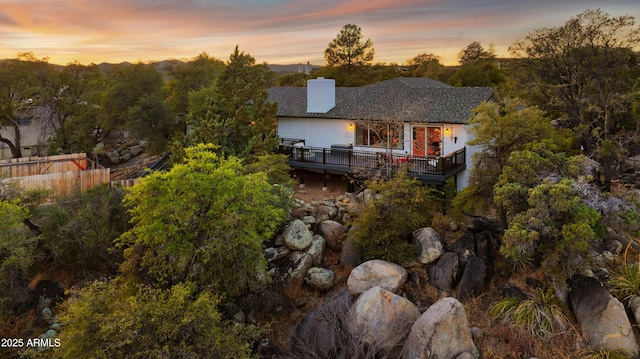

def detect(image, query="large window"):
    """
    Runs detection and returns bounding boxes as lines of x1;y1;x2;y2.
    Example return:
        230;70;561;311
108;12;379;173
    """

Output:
355;122;403;149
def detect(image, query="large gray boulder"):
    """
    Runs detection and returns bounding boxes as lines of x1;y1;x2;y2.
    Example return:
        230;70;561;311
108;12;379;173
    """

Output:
457;257;486;300
427;252;459;292
402;297;479;359
412;227;444;264
347;259;407;295
290;289;354;359
283;219;313;251
317;220;348;250
569;276;638;357
348;286;420;350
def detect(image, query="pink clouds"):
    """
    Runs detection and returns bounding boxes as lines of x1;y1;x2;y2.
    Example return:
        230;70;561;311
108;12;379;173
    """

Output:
0;0;637;66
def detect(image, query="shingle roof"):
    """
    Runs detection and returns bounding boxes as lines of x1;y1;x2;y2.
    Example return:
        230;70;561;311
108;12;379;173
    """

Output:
268;77;494;124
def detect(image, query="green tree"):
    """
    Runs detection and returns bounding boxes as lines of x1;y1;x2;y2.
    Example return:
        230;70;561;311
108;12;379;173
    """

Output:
117;144;291;297
47;61;106;154
347;171;437;264
452;99;561;223
56;280;260;359
324;24;375;73
0;53;54;158
406;52;449;80
509;9;640;187
185;47;277;159
164;52;225;116
458;41;495;66
450;61;505;87
0;200;35;313
103;63;174;153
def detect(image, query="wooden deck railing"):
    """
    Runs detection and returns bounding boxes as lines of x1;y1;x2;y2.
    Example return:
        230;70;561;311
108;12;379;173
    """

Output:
278;144;465;177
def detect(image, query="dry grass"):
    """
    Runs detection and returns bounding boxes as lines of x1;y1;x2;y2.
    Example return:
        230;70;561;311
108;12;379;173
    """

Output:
462;268;581;359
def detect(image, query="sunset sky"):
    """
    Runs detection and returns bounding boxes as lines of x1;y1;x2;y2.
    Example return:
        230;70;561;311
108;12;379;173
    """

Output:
0;0;638;66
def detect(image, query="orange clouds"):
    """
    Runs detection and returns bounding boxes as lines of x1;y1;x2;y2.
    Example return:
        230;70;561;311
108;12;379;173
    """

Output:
0;0;637;66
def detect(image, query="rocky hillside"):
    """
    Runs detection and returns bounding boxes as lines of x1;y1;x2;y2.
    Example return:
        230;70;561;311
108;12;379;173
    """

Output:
244;187;640;359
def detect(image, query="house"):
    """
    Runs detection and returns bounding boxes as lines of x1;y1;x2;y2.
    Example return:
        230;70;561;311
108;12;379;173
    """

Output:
0;105;54;160
268;77;494;191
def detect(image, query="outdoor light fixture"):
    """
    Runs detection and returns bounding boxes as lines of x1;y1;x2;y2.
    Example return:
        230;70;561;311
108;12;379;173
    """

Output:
348;123;354;130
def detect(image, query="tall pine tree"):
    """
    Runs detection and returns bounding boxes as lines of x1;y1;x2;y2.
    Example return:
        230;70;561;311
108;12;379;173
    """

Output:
186;46;277;159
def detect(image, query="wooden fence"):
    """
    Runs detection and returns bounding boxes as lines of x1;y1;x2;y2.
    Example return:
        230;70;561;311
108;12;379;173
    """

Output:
0;153;111;200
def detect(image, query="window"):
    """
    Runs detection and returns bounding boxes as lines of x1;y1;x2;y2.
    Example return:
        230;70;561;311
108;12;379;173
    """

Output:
16;117;31;126
355;122;403;149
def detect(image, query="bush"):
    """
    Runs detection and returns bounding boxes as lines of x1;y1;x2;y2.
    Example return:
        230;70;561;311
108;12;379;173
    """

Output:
490;288;573;339
55;279;260;359
33;185;129;275
608;257;640;303
117;144;291;297
347;171;436;264
0;200;36;314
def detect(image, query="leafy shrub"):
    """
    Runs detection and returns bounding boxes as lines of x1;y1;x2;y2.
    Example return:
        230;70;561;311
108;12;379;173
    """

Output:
347;171;436;264
33;185;129;275
118;144;291;297
55;280;260;359
500;179;601;281
0;200;36;314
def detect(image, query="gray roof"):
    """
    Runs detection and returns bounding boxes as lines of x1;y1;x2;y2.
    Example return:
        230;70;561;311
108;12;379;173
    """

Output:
268;77;494;124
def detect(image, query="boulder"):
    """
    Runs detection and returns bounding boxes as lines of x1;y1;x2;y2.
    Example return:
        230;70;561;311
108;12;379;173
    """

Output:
128;145;143;157
412;227;444;264
348;286;420;350
347;259;407;295
402;297;479;359
475;230;495;263
457;257;486;300
427;252;459;292
264;246;290;264
290;289;353;359
283;219;313;251
305;267;335;292
276;251;314;282
569;275;638;357
317;220;348;250
448;233;476;271
339;240;361;267
629;296;640;327
306;234;326;266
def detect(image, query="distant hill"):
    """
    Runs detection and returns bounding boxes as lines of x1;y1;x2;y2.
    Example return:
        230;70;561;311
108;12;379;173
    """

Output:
95;60;321;77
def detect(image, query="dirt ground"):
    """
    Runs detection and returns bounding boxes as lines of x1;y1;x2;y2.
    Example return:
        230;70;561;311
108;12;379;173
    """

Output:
293;172;351;202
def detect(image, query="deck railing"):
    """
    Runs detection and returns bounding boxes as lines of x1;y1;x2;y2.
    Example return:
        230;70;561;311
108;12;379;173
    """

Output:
278;144;465;177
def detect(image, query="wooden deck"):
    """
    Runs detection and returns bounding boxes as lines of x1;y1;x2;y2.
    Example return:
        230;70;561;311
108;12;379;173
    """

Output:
278;142;466;185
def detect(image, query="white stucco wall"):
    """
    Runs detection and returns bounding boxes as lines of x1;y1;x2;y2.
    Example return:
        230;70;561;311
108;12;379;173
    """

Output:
277;117;353;148
0;122;52;159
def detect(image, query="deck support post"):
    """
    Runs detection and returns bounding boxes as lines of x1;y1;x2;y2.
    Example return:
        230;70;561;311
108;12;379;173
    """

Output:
298;168;305;188
322;170;328;191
